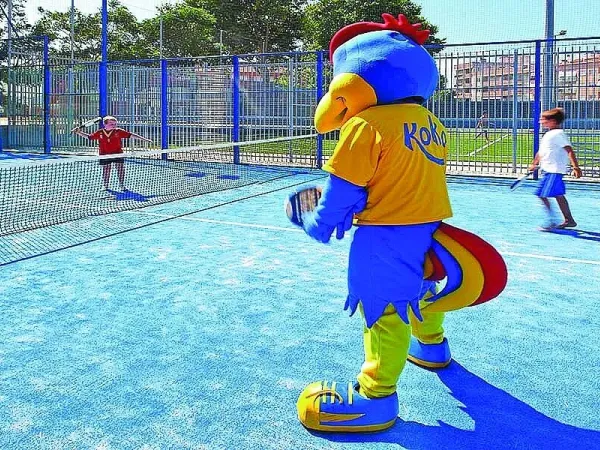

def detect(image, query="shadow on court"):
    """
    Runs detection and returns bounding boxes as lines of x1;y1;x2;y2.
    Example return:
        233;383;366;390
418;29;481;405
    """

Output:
547;228;600;243
107;189;159;202
313;361;600;450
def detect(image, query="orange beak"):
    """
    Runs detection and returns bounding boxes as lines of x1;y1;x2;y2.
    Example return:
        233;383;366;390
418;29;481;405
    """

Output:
314;73;378;133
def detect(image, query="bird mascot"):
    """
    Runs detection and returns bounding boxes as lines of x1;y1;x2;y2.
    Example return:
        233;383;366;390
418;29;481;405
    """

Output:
295;13;508;432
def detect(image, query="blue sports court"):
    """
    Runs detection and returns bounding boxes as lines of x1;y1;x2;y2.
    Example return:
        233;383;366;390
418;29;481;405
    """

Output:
1;2;600;448
1;169;599;450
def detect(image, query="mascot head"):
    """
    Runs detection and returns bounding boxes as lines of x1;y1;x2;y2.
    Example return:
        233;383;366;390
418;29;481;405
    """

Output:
315;13;440;133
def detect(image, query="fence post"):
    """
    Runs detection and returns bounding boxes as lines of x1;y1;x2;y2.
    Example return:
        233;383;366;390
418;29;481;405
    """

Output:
99;61;108;120
99;0;108;120
532;41;542;180
287;55;294;161
67;65;74;143
43;36;51;154
160;59;168;160
315;51;324;169
512;49;518;173
232;56;240;164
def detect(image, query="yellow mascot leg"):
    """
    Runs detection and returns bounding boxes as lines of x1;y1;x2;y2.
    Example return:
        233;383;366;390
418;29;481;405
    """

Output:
409;308;445;344
357;303;411;398
406;286;452;368
296;302;403;432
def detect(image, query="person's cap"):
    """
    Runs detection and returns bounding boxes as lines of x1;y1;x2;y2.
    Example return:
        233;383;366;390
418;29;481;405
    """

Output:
103;115;118;123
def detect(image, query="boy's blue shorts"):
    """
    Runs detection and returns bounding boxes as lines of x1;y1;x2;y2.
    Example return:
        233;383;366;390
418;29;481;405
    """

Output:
535;173;566;198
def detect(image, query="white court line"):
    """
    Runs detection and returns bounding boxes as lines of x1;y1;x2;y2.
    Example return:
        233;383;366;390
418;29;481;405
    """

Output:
131;211;303;233
468;133;510;157
132;212;600;266
502;251;600;266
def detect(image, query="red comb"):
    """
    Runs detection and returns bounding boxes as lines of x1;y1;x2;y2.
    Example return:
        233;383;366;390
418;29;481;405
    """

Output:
329;13;431;61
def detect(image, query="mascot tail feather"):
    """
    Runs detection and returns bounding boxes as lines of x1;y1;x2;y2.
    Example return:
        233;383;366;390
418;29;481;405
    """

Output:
423;223;508;313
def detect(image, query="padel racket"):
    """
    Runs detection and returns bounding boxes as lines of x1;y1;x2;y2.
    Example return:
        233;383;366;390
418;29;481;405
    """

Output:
70;116;102;133
285;186;322;227
510;170;534;190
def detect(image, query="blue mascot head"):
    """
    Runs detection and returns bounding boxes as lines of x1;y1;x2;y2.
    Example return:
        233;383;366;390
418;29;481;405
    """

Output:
315;13;440;133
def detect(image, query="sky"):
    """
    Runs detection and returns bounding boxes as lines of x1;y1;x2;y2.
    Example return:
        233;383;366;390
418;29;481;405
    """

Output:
21;0;600;44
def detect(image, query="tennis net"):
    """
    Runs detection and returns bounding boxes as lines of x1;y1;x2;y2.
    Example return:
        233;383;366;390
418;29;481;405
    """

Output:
0;135;320;237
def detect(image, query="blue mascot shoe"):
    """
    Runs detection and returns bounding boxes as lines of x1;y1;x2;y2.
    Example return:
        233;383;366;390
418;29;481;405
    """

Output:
407;336;452;369
297;381;398;432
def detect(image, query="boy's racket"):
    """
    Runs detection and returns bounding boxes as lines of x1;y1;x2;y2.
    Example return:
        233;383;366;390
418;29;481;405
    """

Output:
510;170;534;190
285;186;322;227
70;116;102;133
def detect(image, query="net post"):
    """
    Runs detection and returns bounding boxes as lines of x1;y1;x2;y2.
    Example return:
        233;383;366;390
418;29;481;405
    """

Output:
532;41;542;180
315;51;324;169
232;56;240;164
160;58;169;160
43;36;51;154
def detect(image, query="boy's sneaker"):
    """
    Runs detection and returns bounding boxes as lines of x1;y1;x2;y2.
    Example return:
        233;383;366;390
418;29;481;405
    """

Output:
539;217;559;231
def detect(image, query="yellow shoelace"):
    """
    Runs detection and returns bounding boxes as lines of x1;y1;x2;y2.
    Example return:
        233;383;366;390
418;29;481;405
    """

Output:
304;381;354;405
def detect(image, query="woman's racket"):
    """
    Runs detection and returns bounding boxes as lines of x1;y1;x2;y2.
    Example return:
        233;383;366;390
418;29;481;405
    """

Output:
70;116;102;133
285;186;322;227
510;170;535;190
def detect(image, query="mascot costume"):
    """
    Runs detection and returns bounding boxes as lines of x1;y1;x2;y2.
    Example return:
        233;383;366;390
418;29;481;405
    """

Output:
294;14;508;432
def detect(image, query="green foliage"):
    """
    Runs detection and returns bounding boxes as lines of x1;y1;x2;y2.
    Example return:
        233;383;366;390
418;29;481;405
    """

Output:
140;3;217;58
197;0;304;54
6;0;446;61
0;0;31;40
302;0;445;53
0;0;33;63
30;0;146;61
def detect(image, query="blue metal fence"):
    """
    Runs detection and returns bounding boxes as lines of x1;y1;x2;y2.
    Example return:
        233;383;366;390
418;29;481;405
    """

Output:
2;37;600;177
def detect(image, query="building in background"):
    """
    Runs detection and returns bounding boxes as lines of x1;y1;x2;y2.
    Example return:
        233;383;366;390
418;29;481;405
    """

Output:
453;54;535;101
451;51;600;101
555;53;600;100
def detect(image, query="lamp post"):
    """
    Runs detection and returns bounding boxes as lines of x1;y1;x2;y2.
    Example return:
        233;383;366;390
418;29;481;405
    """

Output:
263;16;269;54
544;0;555;110
553;30;566;102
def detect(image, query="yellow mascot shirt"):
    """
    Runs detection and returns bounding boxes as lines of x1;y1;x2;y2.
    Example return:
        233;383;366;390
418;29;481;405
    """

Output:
323;103;453;225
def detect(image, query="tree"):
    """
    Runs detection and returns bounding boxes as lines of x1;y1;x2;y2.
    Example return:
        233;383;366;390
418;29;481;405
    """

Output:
0;0;34;64
302;0;445;53
31;0;145;61
140;3;217;58
0;0;31;41
1;0;34;113
197;0;303;54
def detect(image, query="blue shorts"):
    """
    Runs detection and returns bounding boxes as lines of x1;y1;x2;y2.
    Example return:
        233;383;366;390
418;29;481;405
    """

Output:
535;173;566;198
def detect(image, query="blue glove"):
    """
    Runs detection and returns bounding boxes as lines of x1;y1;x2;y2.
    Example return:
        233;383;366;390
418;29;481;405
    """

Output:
303;213;336;244
335;192;367;240
302;175;367;243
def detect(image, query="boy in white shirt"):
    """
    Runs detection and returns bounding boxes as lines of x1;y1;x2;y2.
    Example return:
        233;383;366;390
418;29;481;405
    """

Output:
529;107;582;230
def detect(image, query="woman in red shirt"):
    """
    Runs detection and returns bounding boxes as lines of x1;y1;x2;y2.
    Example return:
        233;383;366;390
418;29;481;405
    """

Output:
74;116;153;191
